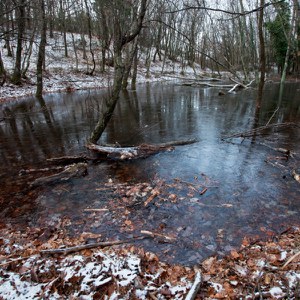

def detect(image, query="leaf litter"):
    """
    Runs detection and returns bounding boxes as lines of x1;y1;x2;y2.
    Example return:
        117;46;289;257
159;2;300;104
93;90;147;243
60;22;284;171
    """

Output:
0;175;299;299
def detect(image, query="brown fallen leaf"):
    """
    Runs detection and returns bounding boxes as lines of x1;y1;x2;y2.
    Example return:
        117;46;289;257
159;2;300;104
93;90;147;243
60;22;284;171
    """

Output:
124;220;132;226
230;250;240;260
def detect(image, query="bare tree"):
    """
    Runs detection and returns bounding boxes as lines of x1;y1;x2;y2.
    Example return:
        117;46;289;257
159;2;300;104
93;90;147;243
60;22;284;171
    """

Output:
90;0;148;143
256;0;266;108
11;0;26;85
36;0;47;98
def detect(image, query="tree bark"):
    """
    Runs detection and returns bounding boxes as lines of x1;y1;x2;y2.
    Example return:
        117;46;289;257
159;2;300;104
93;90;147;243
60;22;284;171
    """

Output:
0;51;7;86
256;0;266;109
36;0;47;99
89;0;148;143
122;38;138;90
131;44;139;90
84;0;96;75
12;0;26;85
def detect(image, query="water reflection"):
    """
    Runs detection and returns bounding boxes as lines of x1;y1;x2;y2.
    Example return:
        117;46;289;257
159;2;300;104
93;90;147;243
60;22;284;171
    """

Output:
0;82;299;265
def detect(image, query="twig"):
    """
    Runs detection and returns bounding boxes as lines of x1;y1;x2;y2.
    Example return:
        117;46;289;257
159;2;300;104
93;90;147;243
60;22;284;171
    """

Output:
199;187;208;195
0;255;32;267
282;250;300;269
84;208;109;212
144;191;159;206
40;236;148;255
265;107;279;126
228;83;240;93
184;271;202;300
140;230;175;242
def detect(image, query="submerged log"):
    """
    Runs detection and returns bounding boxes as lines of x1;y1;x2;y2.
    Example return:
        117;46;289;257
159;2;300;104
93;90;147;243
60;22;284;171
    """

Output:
87;138;197;160
30;163;88;187
46;155;91;165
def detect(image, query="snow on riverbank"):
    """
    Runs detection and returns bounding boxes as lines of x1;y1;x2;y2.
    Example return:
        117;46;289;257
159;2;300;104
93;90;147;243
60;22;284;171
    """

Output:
0;32;203;102
0;224;299;299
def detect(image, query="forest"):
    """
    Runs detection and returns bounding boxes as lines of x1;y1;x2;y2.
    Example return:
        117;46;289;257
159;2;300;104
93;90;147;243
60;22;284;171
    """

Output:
0;0;300;299
0;0;299;94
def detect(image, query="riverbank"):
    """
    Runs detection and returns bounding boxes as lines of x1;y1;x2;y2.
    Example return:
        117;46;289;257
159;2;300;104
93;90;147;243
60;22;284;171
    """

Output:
0;33;204;103
0;222;299;299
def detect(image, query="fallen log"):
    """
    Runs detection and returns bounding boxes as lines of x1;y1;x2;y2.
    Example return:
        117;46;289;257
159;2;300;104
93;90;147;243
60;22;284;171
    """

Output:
30;163;88;187
86;138;197;160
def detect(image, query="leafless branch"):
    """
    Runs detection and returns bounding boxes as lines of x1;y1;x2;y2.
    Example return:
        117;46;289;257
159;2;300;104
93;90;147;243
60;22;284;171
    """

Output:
164;0;285;17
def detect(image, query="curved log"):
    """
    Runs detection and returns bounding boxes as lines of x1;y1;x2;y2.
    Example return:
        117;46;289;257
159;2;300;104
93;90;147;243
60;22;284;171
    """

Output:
86;138;197;160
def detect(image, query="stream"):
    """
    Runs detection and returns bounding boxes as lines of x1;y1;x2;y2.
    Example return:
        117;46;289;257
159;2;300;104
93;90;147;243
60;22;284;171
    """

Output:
1;81;300;265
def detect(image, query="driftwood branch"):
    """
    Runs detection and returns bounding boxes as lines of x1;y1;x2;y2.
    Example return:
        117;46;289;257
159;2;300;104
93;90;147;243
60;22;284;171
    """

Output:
41;236;149;256
87;139;197;160
30;163;88;187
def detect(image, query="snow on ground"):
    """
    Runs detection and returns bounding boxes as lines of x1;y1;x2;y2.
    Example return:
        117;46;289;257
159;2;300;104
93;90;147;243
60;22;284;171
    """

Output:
0;225;299;299
0;31;204;102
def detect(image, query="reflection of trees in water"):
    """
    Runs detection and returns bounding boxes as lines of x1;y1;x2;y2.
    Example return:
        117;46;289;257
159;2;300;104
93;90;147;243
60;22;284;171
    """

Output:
1;83;299;171
104;84;262;146
0;97;65;167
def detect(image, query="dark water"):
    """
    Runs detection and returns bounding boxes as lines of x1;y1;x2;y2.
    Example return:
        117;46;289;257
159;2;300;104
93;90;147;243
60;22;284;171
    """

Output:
0;82;300;265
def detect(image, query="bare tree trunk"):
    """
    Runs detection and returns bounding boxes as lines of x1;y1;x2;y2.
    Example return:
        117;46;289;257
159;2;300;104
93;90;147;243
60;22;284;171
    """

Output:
131;45;139;90
89;0;147;143
59;0;68;58
36;0;47;99
99;5;110;73
84;0;96;75
71;33;79;71
256;0;266;109
48;0;54;38
12;0;26;85
0;51;7;86
4;2;13;57
122;38;138;90
280;0;297;84
22;27;36;78
89;49;124;143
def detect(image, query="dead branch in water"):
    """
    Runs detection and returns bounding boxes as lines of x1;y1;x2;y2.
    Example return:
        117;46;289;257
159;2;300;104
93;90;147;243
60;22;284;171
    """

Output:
180;78;254;94
87;139;197;160
222;122;299;140
140;230;176;242
46;155;93;165
30;163;88;187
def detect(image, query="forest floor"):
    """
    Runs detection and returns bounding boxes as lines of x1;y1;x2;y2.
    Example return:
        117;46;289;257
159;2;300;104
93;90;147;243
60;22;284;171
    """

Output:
0;31;206;103
0;202;299;299
0;176;299;299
